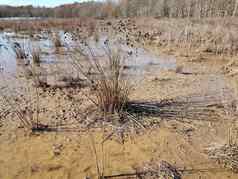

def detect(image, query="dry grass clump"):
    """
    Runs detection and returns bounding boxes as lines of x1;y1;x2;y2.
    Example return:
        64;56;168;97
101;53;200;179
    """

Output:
88;20;96;37
93;30;100;42
53;33;63;48
31;46;41;65
95;52;129;114
72;44;131;118
12;42;27;59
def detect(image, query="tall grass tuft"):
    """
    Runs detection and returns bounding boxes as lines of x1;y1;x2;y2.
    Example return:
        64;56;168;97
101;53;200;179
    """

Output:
31;46;41;65
72;44;131;117
95;51;130;114
12;42;27;59
53;33;63;48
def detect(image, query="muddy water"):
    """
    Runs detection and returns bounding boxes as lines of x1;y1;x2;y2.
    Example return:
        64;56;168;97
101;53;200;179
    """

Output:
0;31;176;76
0;31;236;103
0;32;53;74
0;31;235;108
85;35;176;70
0;33;17;74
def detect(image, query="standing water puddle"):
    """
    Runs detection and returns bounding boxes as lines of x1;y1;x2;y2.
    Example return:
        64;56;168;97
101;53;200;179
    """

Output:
0;32;54;75
1;31;235;110
0;32;177;78
0;30;237;129
77;35;177;79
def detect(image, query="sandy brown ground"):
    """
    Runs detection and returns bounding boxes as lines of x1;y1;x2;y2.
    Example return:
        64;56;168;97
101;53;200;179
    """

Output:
1;19;238;179
1;52;238;179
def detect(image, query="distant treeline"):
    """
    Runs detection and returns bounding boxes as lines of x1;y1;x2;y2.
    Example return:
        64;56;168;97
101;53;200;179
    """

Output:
1;0;238;18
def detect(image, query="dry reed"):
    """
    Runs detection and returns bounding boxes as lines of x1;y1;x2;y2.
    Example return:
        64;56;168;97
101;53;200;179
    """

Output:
53;33;63;48
12;42;27;59
31;46;41;65
72;42;131;118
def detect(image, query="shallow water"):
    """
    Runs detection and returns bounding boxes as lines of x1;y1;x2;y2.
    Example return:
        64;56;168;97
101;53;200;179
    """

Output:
0;31;177;78
0;31;55;74
78;35;177;79
0;17;43;21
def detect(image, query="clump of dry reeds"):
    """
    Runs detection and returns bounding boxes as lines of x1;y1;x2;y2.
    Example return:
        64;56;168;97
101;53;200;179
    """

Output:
53;32;63;48
88;20;96;37
72;43;131;117
31;46;41;65
94;30;100;43
95;52;130;114
12;42;27;59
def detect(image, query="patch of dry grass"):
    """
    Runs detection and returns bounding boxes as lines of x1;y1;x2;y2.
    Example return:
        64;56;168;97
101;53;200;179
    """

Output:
94;51;130;114
12;42;27;59
72;44;131;117
31;46;41;65
53;33;63;48
126;17;238;56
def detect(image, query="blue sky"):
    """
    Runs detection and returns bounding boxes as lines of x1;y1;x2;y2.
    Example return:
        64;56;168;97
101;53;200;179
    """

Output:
0;0;93;7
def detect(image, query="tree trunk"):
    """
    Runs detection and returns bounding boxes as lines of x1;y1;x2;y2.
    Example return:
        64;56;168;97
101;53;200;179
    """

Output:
233;0;238;16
